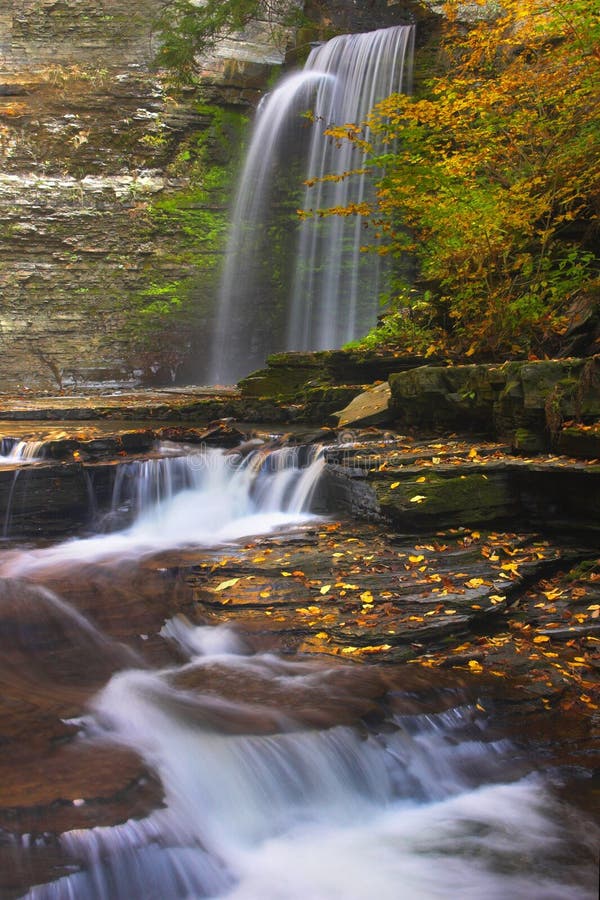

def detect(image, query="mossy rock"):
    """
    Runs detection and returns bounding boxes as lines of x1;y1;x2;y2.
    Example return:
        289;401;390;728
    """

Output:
389;365;497;430
512;428;547;455
556;425;600;459
302;385;362;424
374;471;517;530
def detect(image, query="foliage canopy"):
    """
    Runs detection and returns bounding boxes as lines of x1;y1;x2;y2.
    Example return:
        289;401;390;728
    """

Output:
322;0;600;359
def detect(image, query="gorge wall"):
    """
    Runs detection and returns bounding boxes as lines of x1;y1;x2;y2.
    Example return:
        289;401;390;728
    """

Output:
0;0;436;390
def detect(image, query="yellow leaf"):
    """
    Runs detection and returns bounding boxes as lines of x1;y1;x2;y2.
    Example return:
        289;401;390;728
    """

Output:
213;578;240;592
281;571;292;576
533;635;550;643
468;660;483;671
390;481;401;489
320;584;331;595
464;577;484;588
360;590;374;603
409;554;424;563
468;448;478;459
410;495;427;503
259;590;271;598
416;476;427;483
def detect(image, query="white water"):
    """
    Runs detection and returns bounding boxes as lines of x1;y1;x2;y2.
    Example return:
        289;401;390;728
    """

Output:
0;439;46;464
288;26;414;353
3;445;596;898
1;445;324;576
21;617;598;899
210;25;415;384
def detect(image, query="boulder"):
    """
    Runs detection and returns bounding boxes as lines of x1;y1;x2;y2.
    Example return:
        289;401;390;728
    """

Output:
334;382;393;429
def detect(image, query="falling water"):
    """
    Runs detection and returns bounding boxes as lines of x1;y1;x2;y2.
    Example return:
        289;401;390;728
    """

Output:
210;25;415;384
19;617;599;899
1;444;325;575
0;439;46;464
288;26;414;353
2;444;598;897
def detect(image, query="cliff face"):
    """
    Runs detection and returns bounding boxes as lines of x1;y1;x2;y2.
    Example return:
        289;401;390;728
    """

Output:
0;0;432;390
0;1;290;389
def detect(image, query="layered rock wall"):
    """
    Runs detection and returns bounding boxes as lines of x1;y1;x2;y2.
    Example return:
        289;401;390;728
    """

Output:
0;0;432;391
0;0;297;390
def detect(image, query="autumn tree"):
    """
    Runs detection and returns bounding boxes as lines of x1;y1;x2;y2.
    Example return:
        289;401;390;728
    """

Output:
321;0;600;359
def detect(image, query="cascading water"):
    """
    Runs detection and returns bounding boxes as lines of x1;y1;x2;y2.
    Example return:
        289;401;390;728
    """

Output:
2;444;598;898
209;25;415;384
18;616;599;899
1;444;325;575
0;439;46;464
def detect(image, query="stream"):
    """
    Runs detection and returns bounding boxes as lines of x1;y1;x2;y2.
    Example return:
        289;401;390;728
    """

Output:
0;444;598;898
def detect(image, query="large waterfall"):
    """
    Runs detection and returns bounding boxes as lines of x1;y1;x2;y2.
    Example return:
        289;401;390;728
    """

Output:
210;25;415;384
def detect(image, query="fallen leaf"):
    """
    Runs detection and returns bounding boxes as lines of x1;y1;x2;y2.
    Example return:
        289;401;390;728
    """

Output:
213;578;240;592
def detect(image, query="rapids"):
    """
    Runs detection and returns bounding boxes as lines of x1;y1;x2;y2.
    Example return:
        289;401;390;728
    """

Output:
1;443;597;898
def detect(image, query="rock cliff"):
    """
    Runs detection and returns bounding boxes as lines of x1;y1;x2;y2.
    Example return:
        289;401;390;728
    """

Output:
0;0;432;390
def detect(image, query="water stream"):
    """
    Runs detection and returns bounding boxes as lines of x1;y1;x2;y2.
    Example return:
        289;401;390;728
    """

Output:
0;439;46;465
210;25;415;383
1;445;324;575
17;617;598;900
1;445;597;898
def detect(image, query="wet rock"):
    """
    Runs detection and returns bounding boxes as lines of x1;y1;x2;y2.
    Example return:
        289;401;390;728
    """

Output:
120;429;156;453
322;436;600;536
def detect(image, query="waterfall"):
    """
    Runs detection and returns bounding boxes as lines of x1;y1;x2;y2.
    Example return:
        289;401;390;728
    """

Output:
0;439;46;464
3;440;598;898
1;444;325;575
20;618;599;899
209;25;415;384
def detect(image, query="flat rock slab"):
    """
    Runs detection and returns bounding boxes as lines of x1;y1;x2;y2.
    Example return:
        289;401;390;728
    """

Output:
334;381;392;428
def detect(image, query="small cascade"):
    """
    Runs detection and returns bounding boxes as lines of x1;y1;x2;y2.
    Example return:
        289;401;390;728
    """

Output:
0;438;46;464
109;444;324;525
1;444;325;574
209;25;415;384
20;618;599;899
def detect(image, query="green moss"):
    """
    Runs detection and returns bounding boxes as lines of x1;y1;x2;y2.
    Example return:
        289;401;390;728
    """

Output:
376;472;516;529
117;103;248;373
